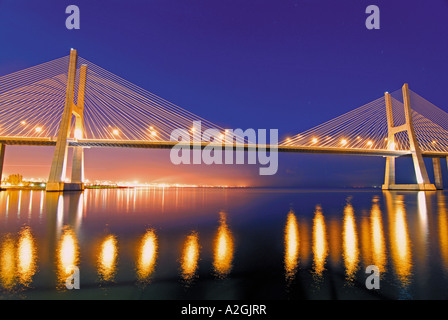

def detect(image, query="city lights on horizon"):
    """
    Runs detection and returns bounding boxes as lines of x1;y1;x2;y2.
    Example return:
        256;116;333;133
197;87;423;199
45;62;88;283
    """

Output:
0;177;245;189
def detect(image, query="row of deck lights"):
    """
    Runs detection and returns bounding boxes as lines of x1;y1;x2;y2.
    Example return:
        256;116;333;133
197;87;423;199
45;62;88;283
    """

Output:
110;126;159;138
18;121;237;142
284;135;376;148
20;121;43;134
17;120;442;147
285;136;440;149
110;127;232;142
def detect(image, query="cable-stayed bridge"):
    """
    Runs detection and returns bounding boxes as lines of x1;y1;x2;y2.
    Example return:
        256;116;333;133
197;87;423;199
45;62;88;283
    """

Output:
0;49;447;191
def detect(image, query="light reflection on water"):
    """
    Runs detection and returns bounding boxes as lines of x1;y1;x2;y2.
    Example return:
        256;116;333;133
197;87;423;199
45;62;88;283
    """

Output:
312;205;327;278
97;234;118;282
0;234;16;290
438;193;448;271
17;227;37;286
370;197;386;273
56;226;79;288
213;212;234;278
388;194;413;287
0;227;37;292
180;231;200;284
136;229;158;283
342;201;360;282
284;210;299;280
0;188;447;299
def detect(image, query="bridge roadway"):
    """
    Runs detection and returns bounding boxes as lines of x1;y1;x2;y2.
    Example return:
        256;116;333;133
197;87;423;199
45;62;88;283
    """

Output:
0;136;446;158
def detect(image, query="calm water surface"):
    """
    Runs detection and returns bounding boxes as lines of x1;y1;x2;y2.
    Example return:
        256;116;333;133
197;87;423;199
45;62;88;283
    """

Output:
0;187;447;300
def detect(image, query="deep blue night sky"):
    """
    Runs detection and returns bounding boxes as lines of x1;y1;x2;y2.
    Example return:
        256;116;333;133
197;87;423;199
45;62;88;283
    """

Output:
0;1;447;187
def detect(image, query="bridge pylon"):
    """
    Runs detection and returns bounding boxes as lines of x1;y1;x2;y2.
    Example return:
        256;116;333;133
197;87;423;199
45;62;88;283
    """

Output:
46;49;86;192
382;84;436;191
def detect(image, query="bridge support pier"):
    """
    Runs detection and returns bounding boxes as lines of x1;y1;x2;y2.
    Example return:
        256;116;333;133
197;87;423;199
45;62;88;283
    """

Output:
46;182;85;192
382;84;436;191
383;156;395;188
433;158;443;189
46;49;86;192
71;146;84;184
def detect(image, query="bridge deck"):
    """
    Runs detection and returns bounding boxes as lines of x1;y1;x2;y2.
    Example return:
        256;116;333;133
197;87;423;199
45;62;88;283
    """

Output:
0;136;444;158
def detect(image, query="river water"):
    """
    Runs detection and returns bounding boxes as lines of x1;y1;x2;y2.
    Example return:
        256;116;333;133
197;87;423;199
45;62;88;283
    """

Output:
0;187;447;300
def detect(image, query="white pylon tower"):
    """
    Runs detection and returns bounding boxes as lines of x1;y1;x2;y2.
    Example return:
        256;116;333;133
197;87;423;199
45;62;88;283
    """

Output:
46;49;86;192
382;83;437;190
